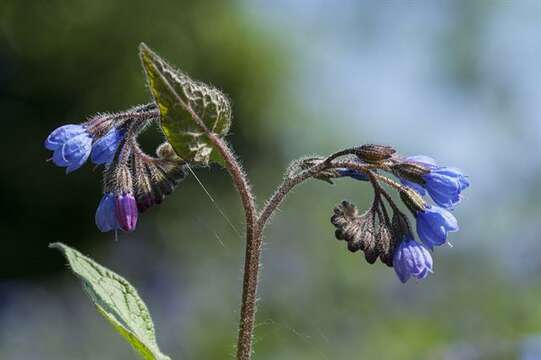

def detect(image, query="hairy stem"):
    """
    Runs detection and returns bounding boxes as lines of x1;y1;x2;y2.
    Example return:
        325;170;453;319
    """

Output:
366;170;402;214
229;149;398;358
159;73;261;358
258;163;327;232
183;122;259;360
220;148;391;358
199;132;259;360
257;154;375;231
161;78;398;360
190;129;259;359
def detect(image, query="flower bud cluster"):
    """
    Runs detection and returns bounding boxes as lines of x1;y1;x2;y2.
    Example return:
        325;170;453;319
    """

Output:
45;103;187;234
331;201;395;266
329;144;469;283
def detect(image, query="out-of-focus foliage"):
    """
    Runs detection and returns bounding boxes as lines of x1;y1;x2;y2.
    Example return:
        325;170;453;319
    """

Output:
2;1;541;359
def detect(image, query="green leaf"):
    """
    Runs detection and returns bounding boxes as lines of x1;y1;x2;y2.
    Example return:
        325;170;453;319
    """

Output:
139;43;232;166
50;243;171;360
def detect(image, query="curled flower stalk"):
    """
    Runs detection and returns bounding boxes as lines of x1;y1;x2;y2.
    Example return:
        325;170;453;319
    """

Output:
45;44;470;360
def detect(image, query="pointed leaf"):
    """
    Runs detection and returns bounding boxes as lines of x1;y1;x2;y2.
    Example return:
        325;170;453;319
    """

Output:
139;43;231;166
50;243;171;360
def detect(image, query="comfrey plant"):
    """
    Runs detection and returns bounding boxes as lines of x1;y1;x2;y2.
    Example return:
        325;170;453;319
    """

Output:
45;44;469;360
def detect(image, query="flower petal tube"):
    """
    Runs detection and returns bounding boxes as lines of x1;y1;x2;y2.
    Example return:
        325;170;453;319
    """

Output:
44;124;86;150
401;155;469;209
45;124;92;173
416;205;458;249
91;127;125;165
393;237;433;283
95;192;120;232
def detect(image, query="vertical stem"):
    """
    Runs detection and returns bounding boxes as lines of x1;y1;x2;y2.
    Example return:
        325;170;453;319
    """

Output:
201;134;259;360
146;66;266;357
195;134;385;359
205;144;391;358
236;228;262;360
192;124;381;359
168;89;261;358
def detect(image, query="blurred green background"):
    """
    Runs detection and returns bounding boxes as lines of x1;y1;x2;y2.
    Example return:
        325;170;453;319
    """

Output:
2;1;541;359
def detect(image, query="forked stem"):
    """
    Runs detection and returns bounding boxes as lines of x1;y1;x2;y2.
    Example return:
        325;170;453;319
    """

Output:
145;54;412;359
181;117;386;360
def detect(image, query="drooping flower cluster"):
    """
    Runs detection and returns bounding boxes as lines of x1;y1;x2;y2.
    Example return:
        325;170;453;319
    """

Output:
45;103;187;234
330;144;469;283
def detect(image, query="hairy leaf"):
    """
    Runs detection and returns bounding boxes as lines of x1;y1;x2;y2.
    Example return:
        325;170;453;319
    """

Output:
139;43;231;166
50;243;171;360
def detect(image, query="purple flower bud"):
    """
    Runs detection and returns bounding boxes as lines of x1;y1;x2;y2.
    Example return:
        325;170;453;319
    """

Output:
416;205;458;249
136;193;155;213
91;127;125;165
393;237;433;283
115;193;138;232
46;124;93;173
95;193;120;232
